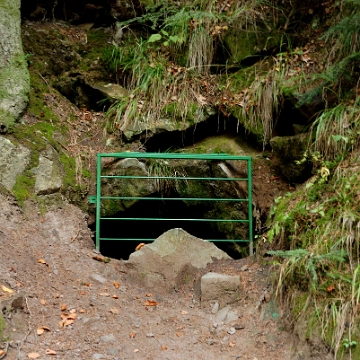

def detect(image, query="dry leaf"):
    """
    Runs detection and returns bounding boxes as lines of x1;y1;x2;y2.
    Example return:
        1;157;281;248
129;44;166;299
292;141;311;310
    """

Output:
176;332;181;337
180;310;188;315
0;350;5;356
61;304;67;311
79;291;87;295
144;300;158;306
27;353;40;359
134;349;139;353
326;284;335;293
99;292;110;297
37;258;46;264
145;293;153;297
79;309;86;313
135;243;146;251
113;281;120;289
16;281;23;287
45;349;57;355
69;309;76;314
59;313;77;327
161;345;167;350
92;255;110;263
229;341;236;347
112;295;119;299
55;293;60;298
40;299;47;305
129;333;137;338
110;308;119;314
1;285;14;293
37;326;50;335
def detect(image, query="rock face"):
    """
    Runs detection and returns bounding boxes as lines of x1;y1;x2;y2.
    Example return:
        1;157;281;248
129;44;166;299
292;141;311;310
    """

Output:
0;137;30;190
125;228;231;290
0;0;30;127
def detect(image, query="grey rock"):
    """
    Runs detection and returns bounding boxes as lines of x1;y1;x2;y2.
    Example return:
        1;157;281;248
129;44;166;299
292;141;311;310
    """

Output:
216;306;239;324
227;327;236;335
32;145;63;195
0;0;30;127
0;138;30;190
211;302;220;314
126;229;231;290
92;354;106;360
100;334;116;343
201;272;242;307
91;274;107;284
106;348;119;356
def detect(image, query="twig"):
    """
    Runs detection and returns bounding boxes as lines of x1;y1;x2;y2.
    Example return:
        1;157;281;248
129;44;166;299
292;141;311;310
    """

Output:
0;342;9;359
25;296;31;316
16;327;33;360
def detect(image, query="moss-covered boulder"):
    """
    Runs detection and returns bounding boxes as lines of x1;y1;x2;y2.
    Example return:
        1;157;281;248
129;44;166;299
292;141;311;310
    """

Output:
0;0;30;127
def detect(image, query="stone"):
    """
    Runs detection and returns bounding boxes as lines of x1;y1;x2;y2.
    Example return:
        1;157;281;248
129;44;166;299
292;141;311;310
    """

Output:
211;302;220;314
216;306;239;324
0;0;30;127
0;138;30;190
32;145;63;195
200;272;242;307
126;228;231;290
100;334;116;343
106;348;119;356
91;274;107;284
92;354;106;360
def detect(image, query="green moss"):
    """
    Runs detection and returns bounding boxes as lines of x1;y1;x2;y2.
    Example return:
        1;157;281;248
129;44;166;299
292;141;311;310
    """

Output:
13;173;35;205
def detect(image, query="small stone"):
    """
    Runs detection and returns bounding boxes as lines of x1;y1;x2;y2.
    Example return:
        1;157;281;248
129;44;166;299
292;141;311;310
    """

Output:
211;302;219;314
106;348;119;356
240;265;249;271
227;327;236;335
91;274;107;284
100;334;116;343
234;323;245;330
92;354;105;360
146;333;155;337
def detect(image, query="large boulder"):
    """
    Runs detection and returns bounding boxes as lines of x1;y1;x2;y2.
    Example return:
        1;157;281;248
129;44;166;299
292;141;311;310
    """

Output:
0;0;30;127
0;137;30;191
125;228;231;291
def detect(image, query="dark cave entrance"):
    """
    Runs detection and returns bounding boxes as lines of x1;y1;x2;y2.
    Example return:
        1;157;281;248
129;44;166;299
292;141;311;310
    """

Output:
91;190;250;260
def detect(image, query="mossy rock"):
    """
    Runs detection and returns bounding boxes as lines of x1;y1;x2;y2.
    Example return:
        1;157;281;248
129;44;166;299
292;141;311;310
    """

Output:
270;133;312;182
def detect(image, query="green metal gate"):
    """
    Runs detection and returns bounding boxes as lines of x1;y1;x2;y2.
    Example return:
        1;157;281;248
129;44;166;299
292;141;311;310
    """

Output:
91;152;253;255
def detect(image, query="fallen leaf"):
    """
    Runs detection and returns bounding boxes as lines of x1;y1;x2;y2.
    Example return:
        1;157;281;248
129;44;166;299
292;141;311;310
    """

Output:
55;293;60;298
16;281;23;287
27;353;40;359
1;285;14;293
59;313;77;327
79;291;87;295
92;255;110;263
37;258;46;264
327;284;335;292
59;319;74;327
69;309;76;314
99;292;110;297
79;309;86;313
37;326;50;335
134;349;139;353
113;281;120;289
110;308;119;314
45;349;57;355
0;350;5;356
145;293;153;297
144;300;158;306
176;332;181;337
229;340;236;347
135;243;146;251
129;333;137;338
161;345;167;350
112;295;119;299
180;310;188;315
61;304;67;311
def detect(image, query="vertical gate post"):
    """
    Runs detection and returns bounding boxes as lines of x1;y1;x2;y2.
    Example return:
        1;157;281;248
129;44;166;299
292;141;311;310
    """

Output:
247;158;253;256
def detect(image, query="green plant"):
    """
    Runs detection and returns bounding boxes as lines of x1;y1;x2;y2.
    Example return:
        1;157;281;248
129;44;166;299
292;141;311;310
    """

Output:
343;338;357;350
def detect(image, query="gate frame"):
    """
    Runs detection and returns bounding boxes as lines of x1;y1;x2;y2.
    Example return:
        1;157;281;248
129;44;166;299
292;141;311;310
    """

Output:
92;152;253;255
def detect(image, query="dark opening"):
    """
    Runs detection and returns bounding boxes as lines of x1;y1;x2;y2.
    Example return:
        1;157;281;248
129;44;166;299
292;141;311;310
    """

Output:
90;189;250;260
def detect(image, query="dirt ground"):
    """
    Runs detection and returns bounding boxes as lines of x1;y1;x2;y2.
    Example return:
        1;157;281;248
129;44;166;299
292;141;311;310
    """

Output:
0;192;295;360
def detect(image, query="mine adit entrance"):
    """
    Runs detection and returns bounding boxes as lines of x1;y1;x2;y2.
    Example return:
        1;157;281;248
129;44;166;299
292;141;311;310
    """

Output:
91;152;253;260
